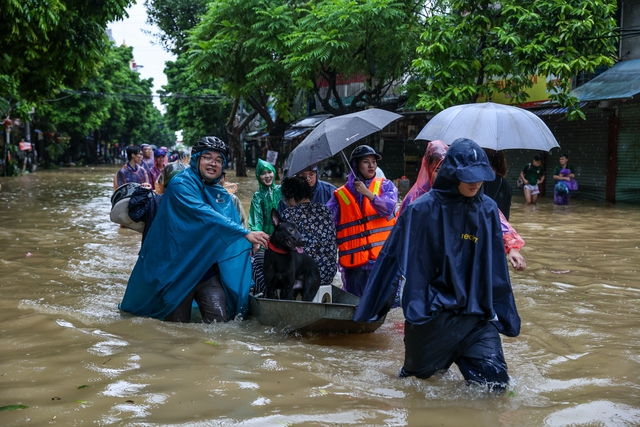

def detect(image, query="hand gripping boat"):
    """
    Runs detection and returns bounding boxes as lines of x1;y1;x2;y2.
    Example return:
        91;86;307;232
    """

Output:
249;285;386;333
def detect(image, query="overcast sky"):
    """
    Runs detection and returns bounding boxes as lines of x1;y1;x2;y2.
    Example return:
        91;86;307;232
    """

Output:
108;3;175;112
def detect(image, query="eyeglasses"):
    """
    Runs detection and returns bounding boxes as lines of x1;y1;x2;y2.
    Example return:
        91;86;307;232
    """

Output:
297;171;316;181
201;155;223;165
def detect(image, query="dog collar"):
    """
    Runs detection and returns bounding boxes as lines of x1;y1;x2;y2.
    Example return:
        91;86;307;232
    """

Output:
267;241;288;254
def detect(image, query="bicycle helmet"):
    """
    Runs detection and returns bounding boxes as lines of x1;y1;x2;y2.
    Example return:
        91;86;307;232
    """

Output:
350;145;381;162
192;136;228;158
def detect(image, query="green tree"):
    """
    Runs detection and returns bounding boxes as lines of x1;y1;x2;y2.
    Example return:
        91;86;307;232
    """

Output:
37;45;172;165
0;0;133;113
144;0;209;55
284;0;425;115
189;0;300;175
160;57;230;148
409;0;618;119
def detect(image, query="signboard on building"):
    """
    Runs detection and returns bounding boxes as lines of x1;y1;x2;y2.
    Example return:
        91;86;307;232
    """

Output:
266;150;278;165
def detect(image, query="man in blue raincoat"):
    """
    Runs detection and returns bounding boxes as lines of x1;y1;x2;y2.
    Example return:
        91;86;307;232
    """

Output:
354;138;520;392
120;136;269;323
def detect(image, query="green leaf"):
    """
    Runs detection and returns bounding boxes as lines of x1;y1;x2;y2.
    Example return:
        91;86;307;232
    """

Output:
77;385;89;389
0;405;28;412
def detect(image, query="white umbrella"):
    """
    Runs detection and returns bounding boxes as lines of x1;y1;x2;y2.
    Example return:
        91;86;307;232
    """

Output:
415;102;560;151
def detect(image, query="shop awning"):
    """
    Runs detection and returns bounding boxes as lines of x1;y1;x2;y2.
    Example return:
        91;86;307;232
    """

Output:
531;102;588;116
283;128;310;140
571;59;640;101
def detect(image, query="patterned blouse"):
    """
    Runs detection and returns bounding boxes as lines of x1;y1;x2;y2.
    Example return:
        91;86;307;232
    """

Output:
282;202;338;287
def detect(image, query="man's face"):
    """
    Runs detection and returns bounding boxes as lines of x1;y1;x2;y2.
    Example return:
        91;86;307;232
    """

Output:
559;156;568;166
143;146;153;158
296;169;317;187
532;159;542;167
198;151;223;181
133;151;143;164
458;181;483;197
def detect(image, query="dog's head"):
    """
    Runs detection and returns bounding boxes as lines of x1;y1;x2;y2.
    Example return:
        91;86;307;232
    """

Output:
270;209;306;254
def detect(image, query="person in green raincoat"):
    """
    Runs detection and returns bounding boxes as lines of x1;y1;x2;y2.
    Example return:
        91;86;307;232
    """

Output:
248;159;282;295
248;159;282;236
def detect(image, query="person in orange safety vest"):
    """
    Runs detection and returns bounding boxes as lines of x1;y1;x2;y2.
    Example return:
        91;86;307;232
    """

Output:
326;145;398;297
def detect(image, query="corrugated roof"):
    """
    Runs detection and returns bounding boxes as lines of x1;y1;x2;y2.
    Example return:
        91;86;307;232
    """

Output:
570;58;640;101
531;102;588;116
291;114;333;128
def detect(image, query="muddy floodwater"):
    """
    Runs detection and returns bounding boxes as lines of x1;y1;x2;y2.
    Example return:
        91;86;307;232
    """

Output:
1;166;639;427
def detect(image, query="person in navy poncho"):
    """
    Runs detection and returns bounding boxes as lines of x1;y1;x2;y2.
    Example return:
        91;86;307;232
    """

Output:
354;138;520;391
120;136;269;323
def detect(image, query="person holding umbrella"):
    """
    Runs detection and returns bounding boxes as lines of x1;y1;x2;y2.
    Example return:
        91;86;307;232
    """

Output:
398;140;525;272
326;145;398;297
354;138;520;392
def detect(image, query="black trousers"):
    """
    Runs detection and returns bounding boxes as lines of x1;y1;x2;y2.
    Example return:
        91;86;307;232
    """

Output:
165;275;228;323
401;311;509;391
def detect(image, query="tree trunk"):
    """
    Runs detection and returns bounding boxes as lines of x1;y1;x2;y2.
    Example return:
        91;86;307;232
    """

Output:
225;97;258;177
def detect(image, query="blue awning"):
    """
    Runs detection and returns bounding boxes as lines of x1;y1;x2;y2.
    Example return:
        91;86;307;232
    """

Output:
571;59;640;101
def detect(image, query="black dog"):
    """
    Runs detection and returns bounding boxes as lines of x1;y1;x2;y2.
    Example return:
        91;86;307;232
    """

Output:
263;209;321;301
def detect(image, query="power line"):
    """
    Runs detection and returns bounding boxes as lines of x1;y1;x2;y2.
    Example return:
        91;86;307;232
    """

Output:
49;89;227;103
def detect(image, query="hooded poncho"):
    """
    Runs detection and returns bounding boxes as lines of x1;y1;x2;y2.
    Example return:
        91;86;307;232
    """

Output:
354;138;520;338
119;150;252;320
398;140;448;216
248;159;282;235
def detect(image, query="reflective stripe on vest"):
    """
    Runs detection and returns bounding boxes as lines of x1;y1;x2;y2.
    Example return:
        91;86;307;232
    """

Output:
334;178;396;268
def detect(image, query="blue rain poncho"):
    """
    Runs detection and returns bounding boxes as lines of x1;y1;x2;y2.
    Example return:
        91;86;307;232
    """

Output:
354;138;520;338
119;151;252;320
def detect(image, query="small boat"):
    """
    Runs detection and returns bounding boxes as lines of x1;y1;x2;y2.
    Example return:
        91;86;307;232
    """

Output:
249;286;385;333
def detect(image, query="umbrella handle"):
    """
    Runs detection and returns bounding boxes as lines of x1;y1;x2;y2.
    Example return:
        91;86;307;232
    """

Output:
340;150;359;182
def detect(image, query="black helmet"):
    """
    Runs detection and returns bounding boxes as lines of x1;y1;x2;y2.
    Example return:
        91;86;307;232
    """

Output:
111;182;141;207
192;136;228;157
350;145;381;162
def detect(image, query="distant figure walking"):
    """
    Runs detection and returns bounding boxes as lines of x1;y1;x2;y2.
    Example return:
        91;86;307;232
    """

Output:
553;153;577;205
520;154;545;205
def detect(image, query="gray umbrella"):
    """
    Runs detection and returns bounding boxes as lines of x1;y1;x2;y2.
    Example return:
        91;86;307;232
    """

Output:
415;102;560;151
284;108;403;177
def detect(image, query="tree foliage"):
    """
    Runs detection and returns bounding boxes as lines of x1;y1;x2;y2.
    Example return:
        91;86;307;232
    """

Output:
144;0;209;55
160;56;230;146
409;0;618;119
36;45;173;165
189;0;301;174
0;0;133;115
284;0;424;115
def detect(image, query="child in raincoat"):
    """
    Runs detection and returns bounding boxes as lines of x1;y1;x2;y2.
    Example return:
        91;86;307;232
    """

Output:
248;159;283;295
248;159;282;236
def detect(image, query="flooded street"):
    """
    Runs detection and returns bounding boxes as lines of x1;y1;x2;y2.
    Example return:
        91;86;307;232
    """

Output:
1;166;639;427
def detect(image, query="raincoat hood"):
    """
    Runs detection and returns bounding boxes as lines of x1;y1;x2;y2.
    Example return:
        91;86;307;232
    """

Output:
433;138;494;192
120;162;252;321
354;139;520;337
255;159;277;190
398;140;448;215
191;150;226;185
